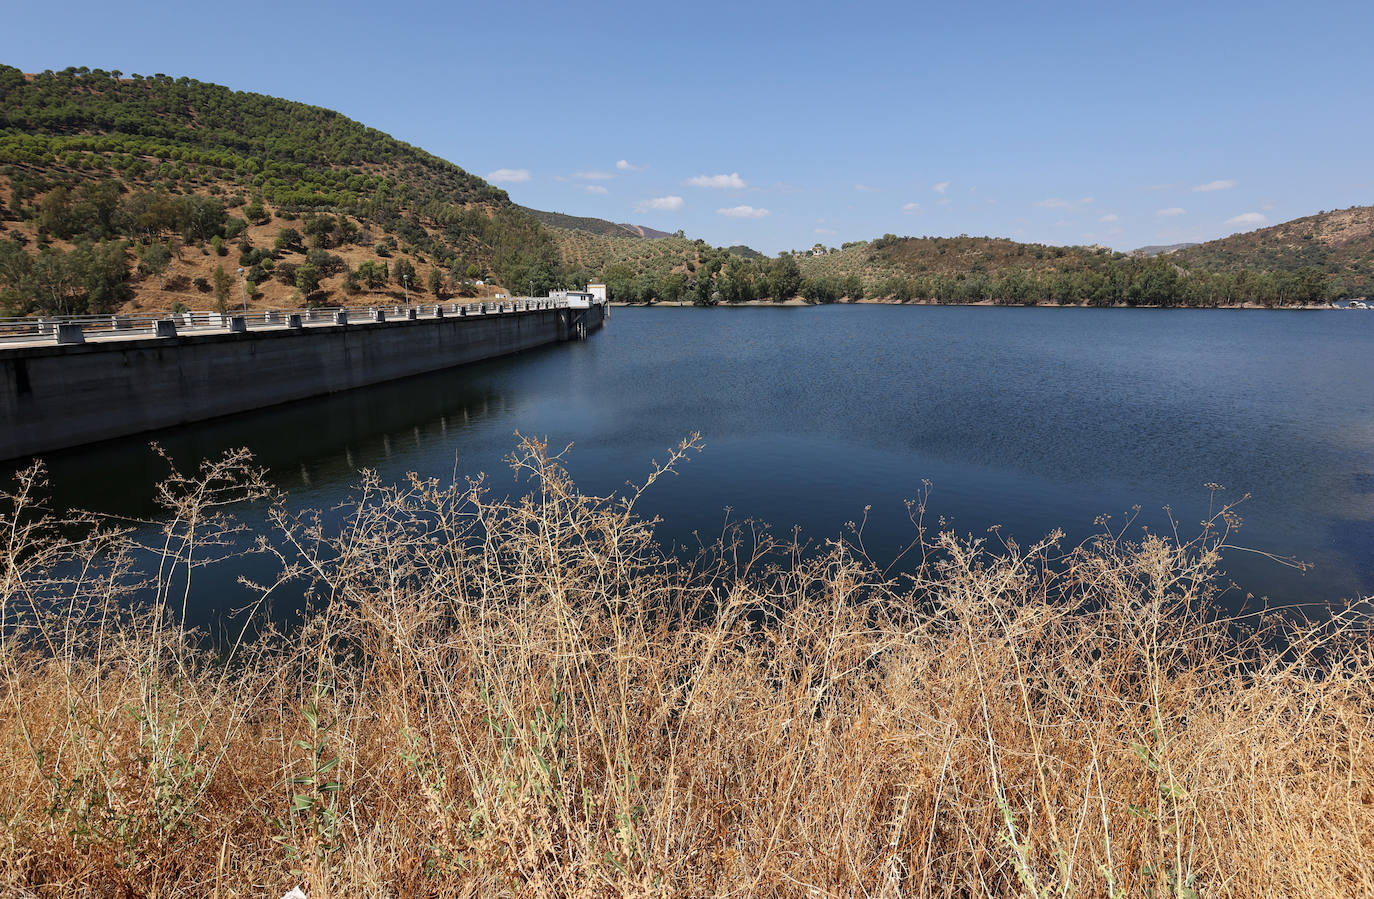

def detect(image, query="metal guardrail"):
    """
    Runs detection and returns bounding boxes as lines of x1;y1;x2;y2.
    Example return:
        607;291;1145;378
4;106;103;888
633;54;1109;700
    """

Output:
0;299;572;347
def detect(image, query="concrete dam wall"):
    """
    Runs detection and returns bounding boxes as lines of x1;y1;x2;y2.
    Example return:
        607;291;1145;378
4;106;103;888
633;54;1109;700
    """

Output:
0;303;605;461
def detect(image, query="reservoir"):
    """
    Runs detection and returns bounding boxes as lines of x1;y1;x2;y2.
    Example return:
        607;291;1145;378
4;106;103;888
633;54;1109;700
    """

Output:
10;304;1374;626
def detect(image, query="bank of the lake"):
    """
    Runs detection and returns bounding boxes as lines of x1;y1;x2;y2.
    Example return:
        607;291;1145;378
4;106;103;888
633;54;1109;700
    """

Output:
12;303;1374;631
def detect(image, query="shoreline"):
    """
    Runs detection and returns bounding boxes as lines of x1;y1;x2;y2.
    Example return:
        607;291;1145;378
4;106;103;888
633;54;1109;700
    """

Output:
611;298;1348;310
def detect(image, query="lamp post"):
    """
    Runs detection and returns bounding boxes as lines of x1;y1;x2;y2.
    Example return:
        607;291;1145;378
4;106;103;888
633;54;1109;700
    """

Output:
402;272;409;306
236;267;247;311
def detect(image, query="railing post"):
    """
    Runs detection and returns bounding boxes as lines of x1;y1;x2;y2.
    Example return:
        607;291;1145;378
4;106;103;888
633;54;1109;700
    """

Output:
334;310;349;325
228;315;247;333
154;320;177;338
287;313;303;329
55;323;85;345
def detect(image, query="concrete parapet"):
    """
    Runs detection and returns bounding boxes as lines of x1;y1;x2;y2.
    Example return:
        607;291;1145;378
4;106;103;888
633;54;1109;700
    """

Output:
1;302;605;460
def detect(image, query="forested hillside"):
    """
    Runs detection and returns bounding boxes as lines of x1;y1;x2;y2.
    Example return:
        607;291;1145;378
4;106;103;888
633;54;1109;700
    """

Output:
0;66;560;315
0;65;1367;314
1171;205;1374;290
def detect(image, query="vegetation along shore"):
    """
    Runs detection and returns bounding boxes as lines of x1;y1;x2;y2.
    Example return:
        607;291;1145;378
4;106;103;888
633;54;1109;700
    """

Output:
2;67;1370;317
1;439;1371;896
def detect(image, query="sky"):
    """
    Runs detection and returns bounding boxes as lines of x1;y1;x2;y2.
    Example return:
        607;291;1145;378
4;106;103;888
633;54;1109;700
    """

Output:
6;0;1374;255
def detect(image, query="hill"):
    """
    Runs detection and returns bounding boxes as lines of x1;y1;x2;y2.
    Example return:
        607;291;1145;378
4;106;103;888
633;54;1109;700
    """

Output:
1171;205;1374;295
1132;242;1200;257
522;208;674;241
0;65;1366;313
0;66;561;315
522;207;645;240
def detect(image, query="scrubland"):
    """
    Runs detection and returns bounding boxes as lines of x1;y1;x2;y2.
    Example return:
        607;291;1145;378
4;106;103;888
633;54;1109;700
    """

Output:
1;438;1370;897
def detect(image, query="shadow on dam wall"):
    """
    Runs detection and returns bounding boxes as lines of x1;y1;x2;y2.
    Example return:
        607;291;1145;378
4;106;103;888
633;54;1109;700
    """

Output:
1;303;605;462
4;325;597;521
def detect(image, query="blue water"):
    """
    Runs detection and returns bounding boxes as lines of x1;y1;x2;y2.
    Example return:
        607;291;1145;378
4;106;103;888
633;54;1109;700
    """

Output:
16;305;1374;624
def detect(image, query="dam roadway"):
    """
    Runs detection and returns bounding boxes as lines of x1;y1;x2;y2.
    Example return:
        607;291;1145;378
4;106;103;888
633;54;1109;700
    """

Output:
0;298;606;461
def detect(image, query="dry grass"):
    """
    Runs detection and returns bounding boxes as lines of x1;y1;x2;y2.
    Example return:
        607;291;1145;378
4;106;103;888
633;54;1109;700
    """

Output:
1;438;1371;897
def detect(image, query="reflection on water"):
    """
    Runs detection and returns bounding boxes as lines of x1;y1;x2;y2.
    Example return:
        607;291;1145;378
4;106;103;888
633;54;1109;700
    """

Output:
9;305;1374;630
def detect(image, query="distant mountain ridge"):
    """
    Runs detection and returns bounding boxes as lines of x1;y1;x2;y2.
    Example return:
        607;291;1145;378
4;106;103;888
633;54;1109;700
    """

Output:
522;207;671;240
1132;243;1200;257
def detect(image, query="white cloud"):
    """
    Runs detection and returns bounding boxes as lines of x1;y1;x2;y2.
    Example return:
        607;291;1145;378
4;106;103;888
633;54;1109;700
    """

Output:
616;159;646;171
1156;207;1187;217
815;227;837;235
1225;212;1268;227
1099;213;1120;223
1035;198;1071;208
573;170;614;181
1080;196;1095;204
585;185;608;194
636;196;684;213
902;202;921;213
486;168;531;184
854;183;880;193
687;172;747;189
717;205;770;219
932;181;951;194
1192;179;1237;192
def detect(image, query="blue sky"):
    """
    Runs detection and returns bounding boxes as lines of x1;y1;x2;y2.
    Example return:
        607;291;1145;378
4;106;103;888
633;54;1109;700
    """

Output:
6;0;1373;254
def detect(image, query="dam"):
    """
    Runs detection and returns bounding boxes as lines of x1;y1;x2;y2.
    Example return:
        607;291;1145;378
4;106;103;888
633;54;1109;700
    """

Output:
0;295;607;461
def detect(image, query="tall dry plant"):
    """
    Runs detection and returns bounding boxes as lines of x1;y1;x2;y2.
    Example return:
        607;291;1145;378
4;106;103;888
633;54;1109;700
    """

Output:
0;436;1370;897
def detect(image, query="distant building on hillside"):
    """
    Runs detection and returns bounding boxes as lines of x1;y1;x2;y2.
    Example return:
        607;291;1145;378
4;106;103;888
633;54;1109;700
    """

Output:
546;285;607;308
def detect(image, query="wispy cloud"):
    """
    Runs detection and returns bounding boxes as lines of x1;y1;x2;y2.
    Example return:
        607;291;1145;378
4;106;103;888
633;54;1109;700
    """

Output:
1225;212;1268;227
815;227;837;235
902;202;921;214
687;172;747;189
616;159;646;172
1192;179;1236;192
486;168;531;184
932;181;951;194
1035;198;1071;209
1080;196;1095;204
1140;183;1175;192
854;183;880;193
636;196;683;213
717;205;769;219
585;185;608;194
572;170;614;181
1156;207;1187;217
1099;213;1120;223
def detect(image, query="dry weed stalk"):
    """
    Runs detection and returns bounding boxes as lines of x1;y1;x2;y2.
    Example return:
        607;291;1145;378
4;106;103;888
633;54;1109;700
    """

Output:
0;436;1370;897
